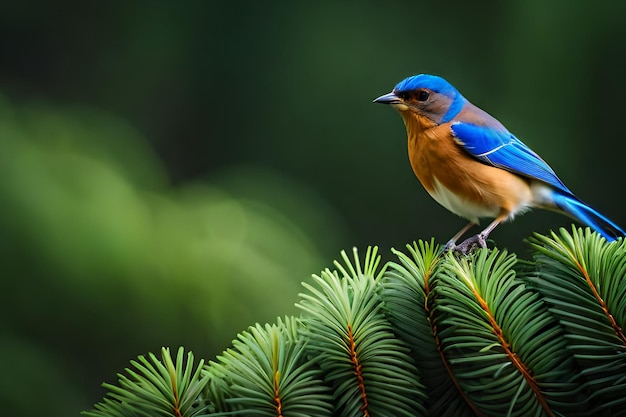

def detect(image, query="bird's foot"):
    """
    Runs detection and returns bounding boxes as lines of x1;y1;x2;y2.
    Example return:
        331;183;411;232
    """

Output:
449;233;488;255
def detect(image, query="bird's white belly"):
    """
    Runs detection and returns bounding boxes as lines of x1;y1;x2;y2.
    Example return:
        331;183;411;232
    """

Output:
428;178;499;223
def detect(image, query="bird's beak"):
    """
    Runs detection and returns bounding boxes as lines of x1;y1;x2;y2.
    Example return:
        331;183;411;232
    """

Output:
373;91;402;105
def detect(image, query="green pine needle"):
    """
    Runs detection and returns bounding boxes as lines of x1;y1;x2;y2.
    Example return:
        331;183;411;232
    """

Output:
84;227;626;417
383;239;477;417
83;347;211;417
434;248;589;416
527;226;626;415
297;246;428;417
205;316;333;416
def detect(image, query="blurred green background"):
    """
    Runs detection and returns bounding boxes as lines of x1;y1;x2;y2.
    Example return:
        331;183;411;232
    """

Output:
1;1;625;415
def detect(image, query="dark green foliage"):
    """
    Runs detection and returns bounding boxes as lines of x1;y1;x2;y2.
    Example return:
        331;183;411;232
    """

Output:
527;227;626;416
205;317;333;416
433;249;587;416
84;348;211;417
297;247;428;417
86;228;626;417
382;240;476;417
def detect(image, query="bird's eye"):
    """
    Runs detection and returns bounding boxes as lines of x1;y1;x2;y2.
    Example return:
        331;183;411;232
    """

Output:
417;90;430;101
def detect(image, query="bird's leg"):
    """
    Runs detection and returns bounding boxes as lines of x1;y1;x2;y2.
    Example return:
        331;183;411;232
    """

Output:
444;221;476;252
454;215;505;255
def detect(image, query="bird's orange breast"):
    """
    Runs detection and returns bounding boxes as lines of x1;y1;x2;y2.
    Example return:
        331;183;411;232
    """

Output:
400;112;533;221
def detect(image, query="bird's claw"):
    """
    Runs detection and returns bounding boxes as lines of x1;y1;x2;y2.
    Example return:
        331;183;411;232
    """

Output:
444;233;487;256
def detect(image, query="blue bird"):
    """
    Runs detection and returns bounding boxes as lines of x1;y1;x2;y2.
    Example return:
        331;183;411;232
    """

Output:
374;74;624;253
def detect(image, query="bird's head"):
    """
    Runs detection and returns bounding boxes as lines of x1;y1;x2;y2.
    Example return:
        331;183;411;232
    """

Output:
374;74;466;125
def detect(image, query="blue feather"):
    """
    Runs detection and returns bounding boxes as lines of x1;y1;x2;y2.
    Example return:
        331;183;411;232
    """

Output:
394;74;460;98
552;192;625;241
442;97;466;123
450;122;570;194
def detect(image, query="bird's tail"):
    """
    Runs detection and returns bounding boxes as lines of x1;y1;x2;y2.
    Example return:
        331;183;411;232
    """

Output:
553;192;625;242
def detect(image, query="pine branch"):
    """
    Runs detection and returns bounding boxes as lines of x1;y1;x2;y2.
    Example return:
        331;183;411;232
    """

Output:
527;226;626;415
85;227;626;417
204;316;333;416
433;249;586;416
296;247;427;417
382;239;479;417
84;348;210;417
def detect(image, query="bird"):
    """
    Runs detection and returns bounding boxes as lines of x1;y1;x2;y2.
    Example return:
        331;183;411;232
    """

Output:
374;73;624;254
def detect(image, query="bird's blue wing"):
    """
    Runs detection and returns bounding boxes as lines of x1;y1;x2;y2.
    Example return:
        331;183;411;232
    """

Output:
451;122;570;193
